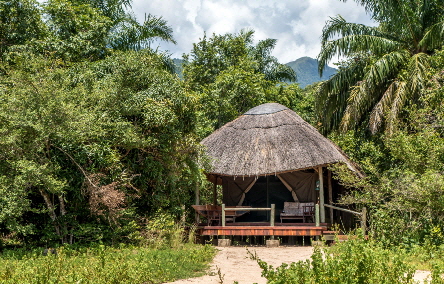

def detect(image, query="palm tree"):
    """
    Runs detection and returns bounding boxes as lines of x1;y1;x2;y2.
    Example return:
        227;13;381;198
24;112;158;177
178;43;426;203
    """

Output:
249;37;296;82
316;0;444;134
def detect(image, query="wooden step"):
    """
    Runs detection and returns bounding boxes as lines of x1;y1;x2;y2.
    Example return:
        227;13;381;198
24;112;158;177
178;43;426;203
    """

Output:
322;230;339;235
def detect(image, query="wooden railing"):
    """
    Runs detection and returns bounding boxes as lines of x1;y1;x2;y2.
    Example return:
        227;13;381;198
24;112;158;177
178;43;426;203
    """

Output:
324;204;367;233
221;204;275;227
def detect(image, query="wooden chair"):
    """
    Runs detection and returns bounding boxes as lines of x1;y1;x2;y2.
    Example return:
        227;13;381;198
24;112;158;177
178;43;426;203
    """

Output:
205;205;221;225
302;203;315;223
280;202;315;223
280;202;304;222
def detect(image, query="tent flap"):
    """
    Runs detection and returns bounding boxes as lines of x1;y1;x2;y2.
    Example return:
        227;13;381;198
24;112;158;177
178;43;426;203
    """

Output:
278;171;317;202
222;177;257;206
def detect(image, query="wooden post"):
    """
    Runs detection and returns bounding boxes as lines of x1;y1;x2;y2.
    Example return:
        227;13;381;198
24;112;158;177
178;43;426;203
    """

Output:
315;203;320;227
318;166;325;223
361;207;367;235
328;170;333;223
213;179;217;205
222;203;226;227
270;204;275;240
270;204;275;227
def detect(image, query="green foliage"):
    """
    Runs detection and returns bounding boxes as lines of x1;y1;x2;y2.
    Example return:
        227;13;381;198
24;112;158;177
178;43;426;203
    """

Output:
183;30;305;137
0;244;216;283
0;0;47;57
316;0;444;134
256;238;417;284
328;52;444;246
42;0;113;61
0;50;202;245
183;29;295;92
1;0;175;62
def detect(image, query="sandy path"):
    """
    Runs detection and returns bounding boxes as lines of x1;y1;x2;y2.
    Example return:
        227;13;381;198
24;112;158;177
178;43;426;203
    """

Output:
169;246;313;284
169;245;432;284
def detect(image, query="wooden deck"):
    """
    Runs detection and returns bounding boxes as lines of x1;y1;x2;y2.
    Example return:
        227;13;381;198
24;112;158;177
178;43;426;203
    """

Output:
197;223;329;236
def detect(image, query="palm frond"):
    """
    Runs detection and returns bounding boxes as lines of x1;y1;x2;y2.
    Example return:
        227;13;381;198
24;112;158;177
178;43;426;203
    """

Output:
140;14;176;44
339;79;383;132
407;52;430;95
384;53;430;134
321;15;385;44
108;14;175;51
338;50;407;132
265;63;296;82
385;81;407;134
369;80;398;133
315;59;366;133
318;35;401;76
239;28;255;45
419;20;444;51
364;49;409;87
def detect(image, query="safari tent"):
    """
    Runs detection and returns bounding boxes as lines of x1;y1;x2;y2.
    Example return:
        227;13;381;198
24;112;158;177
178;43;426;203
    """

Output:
197;103;363;237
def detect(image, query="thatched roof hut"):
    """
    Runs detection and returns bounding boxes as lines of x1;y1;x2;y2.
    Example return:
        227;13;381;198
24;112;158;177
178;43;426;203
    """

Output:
202;103;359;177
200;103;361;223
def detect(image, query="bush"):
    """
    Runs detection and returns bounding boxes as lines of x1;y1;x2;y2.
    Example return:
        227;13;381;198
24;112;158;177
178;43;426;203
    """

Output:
255;238;417;284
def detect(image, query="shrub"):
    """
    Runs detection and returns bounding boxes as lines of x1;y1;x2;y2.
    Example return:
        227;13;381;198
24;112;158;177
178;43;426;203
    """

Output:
255;238;417;284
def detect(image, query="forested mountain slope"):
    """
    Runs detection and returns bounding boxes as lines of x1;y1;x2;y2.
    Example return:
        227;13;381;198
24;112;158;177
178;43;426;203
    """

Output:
285;56;337;88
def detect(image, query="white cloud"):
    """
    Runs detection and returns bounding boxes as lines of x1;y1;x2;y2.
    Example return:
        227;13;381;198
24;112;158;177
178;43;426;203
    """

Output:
131;0;375;64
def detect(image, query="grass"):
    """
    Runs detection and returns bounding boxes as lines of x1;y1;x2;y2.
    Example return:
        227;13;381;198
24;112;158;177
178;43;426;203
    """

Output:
404;245;444;271
0;243;216;284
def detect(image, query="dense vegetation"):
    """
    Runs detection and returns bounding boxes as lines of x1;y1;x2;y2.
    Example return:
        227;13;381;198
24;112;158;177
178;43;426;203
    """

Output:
1;0;444;282
0;0;306;247
318;0;444;248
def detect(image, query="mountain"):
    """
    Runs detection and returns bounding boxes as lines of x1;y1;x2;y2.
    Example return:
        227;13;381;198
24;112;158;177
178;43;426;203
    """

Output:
285;57;337;88
173;58;184;79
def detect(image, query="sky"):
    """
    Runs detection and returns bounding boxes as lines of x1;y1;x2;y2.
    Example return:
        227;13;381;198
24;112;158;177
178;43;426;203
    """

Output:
131;0;376;64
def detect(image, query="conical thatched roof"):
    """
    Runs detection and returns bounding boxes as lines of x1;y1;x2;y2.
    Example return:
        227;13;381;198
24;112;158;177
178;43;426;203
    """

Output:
201;103;360;177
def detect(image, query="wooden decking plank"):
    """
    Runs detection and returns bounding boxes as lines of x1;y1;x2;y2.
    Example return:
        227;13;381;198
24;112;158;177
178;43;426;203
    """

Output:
198;224;327;236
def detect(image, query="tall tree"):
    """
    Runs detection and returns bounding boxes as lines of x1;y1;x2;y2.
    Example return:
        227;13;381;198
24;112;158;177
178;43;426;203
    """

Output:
316;0;444;134
0;0;47;57
183;30;296;92
0;50;199;244
183;30;300;135
1;0;176;62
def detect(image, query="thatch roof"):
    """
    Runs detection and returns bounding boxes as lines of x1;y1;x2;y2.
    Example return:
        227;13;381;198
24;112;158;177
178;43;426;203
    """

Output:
201;103;360;177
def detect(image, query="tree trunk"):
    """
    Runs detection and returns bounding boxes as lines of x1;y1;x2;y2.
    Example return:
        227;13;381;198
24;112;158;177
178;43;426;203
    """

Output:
59;194;69;243
39;189;61;238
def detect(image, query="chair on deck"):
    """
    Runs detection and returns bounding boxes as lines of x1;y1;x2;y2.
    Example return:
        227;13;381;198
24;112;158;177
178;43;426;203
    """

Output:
280;202;315;223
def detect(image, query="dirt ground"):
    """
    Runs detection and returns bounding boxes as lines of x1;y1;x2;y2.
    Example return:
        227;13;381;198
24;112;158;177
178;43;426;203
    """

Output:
168;246;431;284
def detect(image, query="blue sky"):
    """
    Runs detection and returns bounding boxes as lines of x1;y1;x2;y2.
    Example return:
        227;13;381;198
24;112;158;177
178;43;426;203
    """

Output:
131;0;375;63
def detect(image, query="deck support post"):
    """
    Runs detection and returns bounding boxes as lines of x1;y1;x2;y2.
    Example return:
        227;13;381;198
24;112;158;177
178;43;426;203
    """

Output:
270;204;275;227
270;204;275;240
361;207;367;235
222;204;226;227
328;170;333;223
315;203;320;227
318;166;325;223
